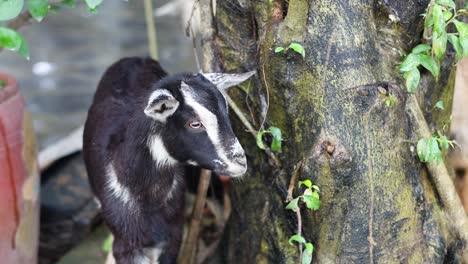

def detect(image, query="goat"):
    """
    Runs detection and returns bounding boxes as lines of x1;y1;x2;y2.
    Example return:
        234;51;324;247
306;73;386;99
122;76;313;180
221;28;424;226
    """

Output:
83;57;254;264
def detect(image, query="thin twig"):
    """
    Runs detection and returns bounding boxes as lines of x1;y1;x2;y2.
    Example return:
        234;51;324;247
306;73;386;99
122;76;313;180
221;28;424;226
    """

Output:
144;0;158;60
260;64;270;130
286;159;305;202
190;26;201;72
5;0;61;31
179;169;212;264
226;95;281;167
296;209;303;261
186;0;201;71
285;160;306;262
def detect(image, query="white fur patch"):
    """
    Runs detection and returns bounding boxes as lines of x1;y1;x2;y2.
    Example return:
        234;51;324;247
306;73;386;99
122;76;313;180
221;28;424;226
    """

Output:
230;139;244;156
181;82;246;177
186;160;198;166
106;163;133;205
134;244;165;264
166;177;179;201
147;135;178;167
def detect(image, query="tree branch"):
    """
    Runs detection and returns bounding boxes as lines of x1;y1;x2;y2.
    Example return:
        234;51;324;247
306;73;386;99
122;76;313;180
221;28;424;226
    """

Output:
178;169;212;264
406;95;468;245
5;0;63;31
144;0;158;60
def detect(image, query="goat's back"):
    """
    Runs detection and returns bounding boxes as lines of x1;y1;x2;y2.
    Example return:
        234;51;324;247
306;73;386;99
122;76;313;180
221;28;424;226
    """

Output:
93;57;167;103
83;57;167;195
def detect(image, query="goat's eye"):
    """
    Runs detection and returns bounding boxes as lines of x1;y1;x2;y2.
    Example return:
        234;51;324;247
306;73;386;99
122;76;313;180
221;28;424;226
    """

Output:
188;121;203;129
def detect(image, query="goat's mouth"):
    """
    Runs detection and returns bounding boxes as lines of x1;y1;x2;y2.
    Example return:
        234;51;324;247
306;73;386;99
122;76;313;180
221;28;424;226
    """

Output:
213;157;247;177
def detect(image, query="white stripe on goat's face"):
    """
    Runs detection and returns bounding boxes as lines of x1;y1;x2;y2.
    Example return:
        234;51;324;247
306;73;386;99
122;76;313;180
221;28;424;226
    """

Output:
106;163;133;206
181;82;247;177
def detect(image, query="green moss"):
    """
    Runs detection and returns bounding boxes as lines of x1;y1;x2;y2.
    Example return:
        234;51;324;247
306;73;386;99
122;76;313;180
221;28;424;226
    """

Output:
279;0;309;42
431;66;456;132
275;221;298;261
255;239;269;264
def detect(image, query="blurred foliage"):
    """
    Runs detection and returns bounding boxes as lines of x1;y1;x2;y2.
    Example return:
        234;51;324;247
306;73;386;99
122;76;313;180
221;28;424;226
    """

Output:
0;0;104;59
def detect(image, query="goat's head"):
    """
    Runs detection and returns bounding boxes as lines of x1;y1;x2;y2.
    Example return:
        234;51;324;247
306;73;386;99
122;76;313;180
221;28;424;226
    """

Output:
144;71;255;177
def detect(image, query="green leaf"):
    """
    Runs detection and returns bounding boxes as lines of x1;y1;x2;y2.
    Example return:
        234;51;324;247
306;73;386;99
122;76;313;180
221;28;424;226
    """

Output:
274;47;284;53
454;20;468;57
405;68;420;93
436;0;456;9
84;0;102;9
419;54;440;79
454;20;468;37
411;44;431;54
432;4;446;36
399;53;422;72
88;6;98;14
256;130;267;150
286;197;299;212
0;0;25;21
448;35;463;61
102;234;113;253
303;194;320;210
435;100;444;110
29;0;49;22
311;185;320;192
0;80;6;89
288;42;305;58
302;250;313;264
460;35;468;58
425;8;434;29
298;179;312;189
62;0;76;7
429;137;442;164
417;138;428;162
288;234;306;245
268;126;282;152
302;243;314;264
432;32;447;59
0;27;30;59
438;135;450;150
442;10;452;21
417;137;442;164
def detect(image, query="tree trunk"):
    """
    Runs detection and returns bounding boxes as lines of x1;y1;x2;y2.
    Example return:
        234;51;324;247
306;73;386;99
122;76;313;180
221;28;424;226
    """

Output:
200;0;464;263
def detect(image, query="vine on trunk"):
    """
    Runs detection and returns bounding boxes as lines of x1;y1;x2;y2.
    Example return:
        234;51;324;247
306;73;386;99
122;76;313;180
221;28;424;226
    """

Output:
399;0;467;163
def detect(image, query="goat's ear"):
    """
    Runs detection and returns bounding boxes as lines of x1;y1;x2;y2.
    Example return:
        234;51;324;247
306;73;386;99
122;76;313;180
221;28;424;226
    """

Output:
144;89;179;122
202;71;256;91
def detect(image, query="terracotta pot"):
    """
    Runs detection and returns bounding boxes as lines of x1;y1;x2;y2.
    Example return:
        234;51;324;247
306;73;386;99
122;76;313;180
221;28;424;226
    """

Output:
0;73;40;263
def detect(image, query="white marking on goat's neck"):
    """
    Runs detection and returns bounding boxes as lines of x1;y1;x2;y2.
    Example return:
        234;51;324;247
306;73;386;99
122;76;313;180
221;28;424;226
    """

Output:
186;160;199;166
106;163;133;206
134;244;165;264
147;135;178;167
165;173;181;201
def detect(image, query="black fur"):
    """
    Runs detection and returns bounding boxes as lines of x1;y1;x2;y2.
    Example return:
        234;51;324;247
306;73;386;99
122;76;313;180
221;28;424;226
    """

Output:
83;57;244;264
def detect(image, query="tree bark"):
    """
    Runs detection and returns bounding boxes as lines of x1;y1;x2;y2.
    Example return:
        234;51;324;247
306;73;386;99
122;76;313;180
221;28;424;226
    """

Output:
200;0;465;263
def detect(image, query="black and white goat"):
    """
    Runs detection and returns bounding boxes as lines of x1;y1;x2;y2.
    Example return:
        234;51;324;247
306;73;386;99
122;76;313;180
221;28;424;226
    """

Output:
83;57;254;264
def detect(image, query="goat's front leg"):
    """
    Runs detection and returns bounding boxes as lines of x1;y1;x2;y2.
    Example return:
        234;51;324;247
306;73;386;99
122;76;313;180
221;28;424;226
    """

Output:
157;226;183;264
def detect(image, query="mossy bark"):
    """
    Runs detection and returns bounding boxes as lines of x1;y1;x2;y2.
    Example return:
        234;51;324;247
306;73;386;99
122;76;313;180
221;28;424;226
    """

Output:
201;0;463;263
